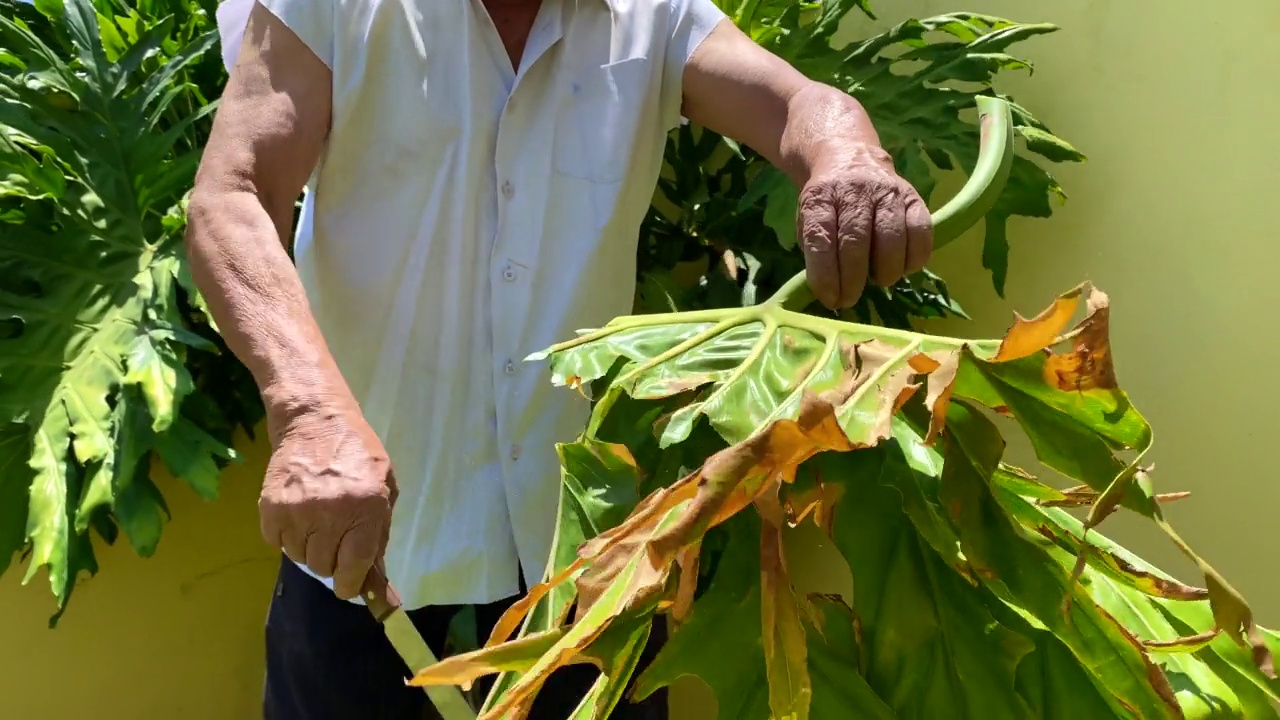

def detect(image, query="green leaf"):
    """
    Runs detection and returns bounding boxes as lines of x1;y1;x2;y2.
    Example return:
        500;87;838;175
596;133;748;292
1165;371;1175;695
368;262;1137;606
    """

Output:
804;595;897;720
633;514;771;720
829;448;1035;719
740;165;798;251
993;483;1280;716
483;436;646;707
941;401;1184;718
1018;125;1087;163
0;0;244;618
983;214;1010;296
526;439;644;632
484;279;1278;719
0;423;31;577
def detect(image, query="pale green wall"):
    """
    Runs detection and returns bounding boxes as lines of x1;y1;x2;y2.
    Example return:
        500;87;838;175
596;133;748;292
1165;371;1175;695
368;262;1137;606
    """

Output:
1;2;1277;717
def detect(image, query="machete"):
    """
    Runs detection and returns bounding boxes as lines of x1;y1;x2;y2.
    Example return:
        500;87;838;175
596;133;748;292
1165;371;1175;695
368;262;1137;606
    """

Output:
364;567;477;720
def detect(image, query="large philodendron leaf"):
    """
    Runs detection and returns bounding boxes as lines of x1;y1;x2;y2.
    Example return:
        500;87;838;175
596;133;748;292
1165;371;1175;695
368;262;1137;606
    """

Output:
0;0;235;618
414;282;1276;717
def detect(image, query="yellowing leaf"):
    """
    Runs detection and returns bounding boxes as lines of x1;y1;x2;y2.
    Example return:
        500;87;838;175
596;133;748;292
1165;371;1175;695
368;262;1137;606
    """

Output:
760;514;811;720
992;283;1084;362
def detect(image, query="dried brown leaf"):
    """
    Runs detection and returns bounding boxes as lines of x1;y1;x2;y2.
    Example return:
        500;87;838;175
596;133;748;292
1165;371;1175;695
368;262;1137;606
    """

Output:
1043;287;1118;392
486;557;589;647
410;628;569;690
1143;630;1220;654
671;540;701;624
574;385;861;611
921;350;961;445
575;515;677;623
992;284;1086;362
478;507;684;719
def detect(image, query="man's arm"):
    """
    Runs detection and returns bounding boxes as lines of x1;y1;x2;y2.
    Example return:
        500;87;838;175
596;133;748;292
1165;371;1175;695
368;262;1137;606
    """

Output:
186;2;395;601
682;20;932;310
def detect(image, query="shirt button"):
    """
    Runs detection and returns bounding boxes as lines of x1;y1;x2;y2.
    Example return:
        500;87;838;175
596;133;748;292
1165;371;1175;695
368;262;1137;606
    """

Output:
504;360;517;375
501;181;515;199
502;265;517;282
510;444;521;461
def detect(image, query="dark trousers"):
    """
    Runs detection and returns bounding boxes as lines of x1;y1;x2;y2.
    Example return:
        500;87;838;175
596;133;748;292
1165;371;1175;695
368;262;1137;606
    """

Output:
263;556;668;719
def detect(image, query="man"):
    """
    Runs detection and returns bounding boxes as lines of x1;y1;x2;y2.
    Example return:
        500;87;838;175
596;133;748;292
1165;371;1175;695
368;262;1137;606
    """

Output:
189;0;931;716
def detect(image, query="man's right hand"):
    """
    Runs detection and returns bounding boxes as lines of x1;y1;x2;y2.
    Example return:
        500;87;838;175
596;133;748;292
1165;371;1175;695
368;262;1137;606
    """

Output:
259;396;398;600
187;4;390;601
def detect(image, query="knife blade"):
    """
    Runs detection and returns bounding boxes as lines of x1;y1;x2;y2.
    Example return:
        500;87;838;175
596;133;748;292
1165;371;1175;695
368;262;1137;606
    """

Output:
365;568;477;720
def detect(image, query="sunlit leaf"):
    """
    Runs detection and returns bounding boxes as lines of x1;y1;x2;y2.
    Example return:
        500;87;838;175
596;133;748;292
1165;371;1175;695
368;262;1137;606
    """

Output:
449;278;1275;718
0;0;249;619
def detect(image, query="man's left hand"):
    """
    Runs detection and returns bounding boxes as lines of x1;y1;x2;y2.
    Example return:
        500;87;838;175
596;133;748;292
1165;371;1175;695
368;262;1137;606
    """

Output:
797;146;933;311
680;19;936;311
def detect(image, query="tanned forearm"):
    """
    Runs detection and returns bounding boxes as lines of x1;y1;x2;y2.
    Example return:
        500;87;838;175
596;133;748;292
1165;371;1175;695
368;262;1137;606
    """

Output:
681;20;885;186
186;4;349;438
186;188;350;433
775;83;888;185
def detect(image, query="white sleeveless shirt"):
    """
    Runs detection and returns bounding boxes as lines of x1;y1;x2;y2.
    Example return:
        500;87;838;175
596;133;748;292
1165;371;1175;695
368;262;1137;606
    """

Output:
216;0;724;608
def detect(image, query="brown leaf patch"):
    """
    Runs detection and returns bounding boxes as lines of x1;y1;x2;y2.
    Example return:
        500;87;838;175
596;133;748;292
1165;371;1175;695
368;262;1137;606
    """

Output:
1094;603;1185;716
575;387;861;601
575;516;676;623
485;557;589;647
1041;521;1208;601
784;471;845;535
645;372;717;398
1043;287;1118;392
921;350;961;445
1144;630;1219;654
993;284;1086;362
671;540;701;624
473;508;683;719
834;340;928;446
410;628;569;690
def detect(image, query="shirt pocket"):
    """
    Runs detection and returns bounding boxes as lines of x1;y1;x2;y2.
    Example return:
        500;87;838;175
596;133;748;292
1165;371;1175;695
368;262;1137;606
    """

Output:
553;56;651;184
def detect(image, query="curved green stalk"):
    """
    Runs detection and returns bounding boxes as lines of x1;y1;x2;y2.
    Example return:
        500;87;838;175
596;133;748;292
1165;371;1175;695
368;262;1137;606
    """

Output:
767;95;1015;310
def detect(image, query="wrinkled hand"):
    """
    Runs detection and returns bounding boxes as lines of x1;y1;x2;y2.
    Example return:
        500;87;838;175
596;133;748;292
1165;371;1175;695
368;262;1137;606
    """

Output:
260;397;397;601
798;145;932;310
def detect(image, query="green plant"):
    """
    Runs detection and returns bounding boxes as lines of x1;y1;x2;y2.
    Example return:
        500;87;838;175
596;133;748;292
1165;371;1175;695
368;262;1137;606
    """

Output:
638;2;1082;325
0;0;255;622
0;0;1078;626
412;102;1279;720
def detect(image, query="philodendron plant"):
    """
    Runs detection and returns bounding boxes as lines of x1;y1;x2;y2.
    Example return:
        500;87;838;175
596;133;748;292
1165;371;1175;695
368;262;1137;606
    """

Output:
409;99;1278;720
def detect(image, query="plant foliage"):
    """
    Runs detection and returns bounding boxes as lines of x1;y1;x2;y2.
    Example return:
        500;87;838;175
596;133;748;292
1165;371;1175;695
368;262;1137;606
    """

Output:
0;0;1083;621
639;1;1083;324
414;281;1279;719
0;0;256;622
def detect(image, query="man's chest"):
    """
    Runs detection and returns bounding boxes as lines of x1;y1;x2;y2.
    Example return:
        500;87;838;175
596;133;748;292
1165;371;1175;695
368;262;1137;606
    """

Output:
322;0;672;192
483;0;543;69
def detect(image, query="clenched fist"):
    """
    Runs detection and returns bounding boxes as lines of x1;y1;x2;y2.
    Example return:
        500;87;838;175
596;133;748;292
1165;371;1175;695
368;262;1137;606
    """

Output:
260;396;397;601
798;145;932;310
